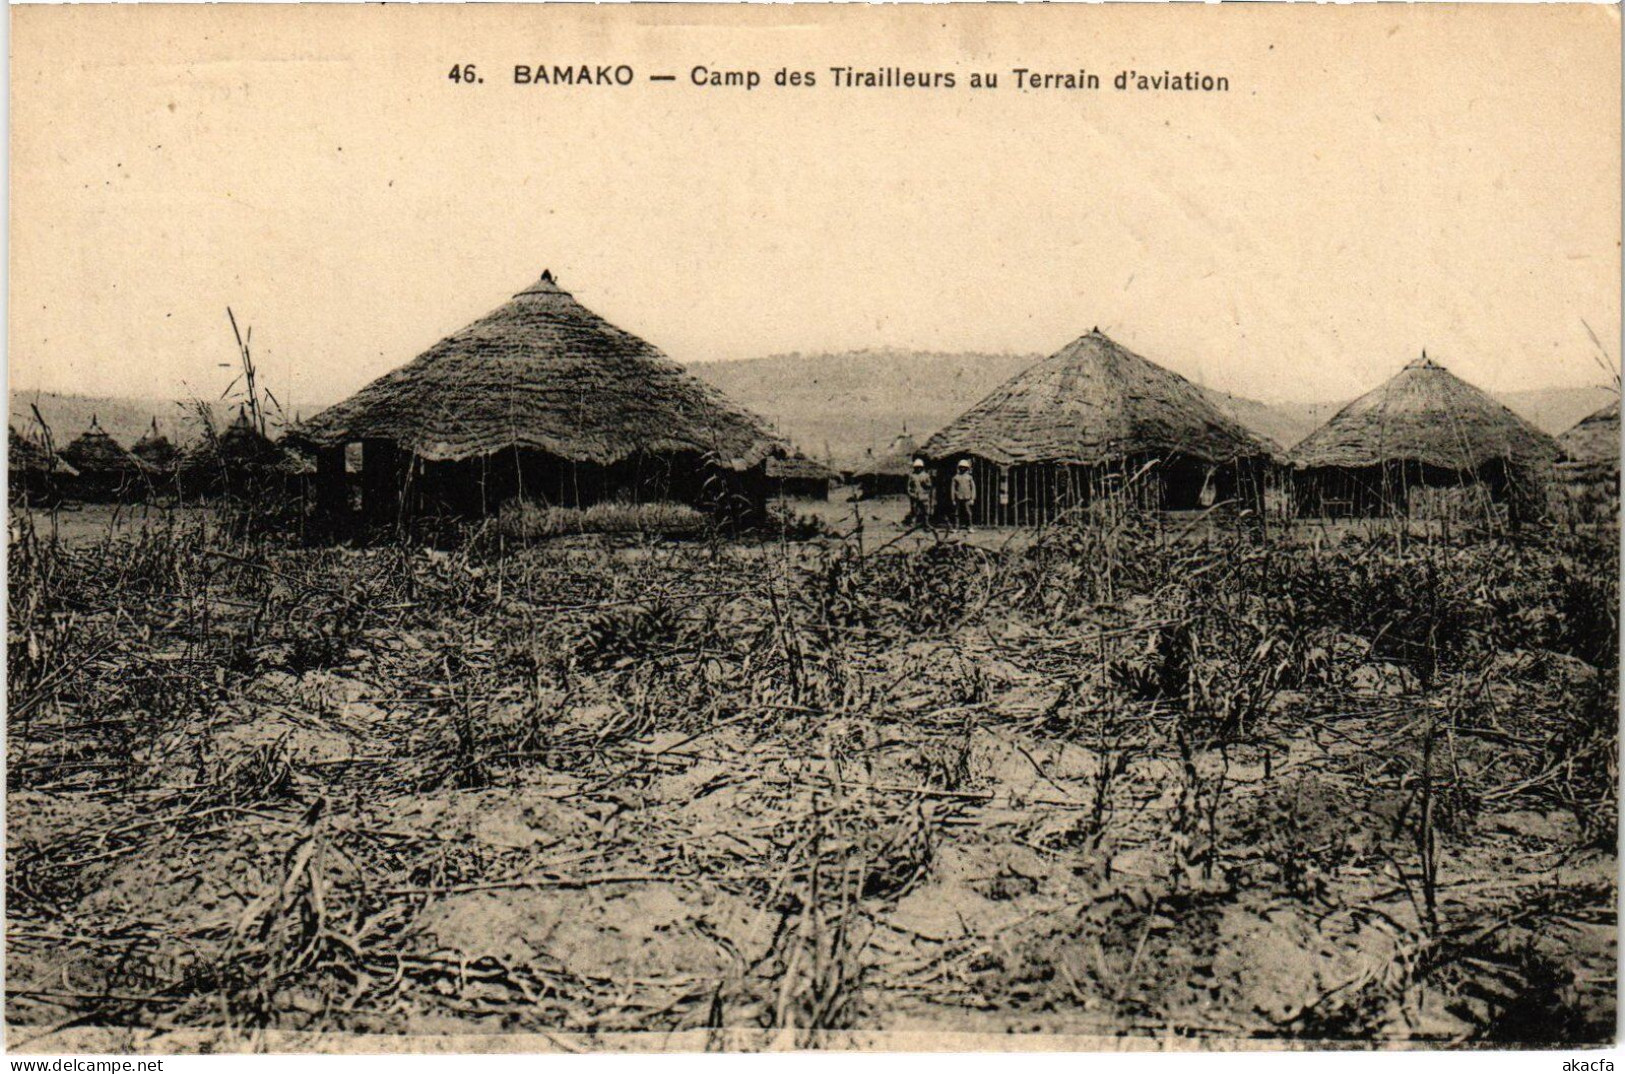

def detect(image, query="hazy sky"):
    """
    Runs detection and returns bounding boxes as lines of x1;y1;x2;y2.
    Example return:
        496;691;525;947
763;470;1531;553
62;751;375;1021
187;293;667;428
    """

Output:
9;4;1621;409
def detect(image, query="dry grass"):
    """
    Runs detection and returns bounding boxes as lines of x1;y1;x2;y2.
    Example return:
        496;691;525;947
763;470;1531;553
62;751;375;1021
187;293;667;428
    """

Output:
5;500;1617;1050
494;499;713;540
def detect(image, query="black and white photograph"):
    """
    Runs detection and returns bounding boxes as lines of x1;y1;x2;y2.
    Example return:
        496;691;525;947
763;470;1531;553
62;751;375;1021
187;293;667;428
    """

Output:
4;2;1621;1056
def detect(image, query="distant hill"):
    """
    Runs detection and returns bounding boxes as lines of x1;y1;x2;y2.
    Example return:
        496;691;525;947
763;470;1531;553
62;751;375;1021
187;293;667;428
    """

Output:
1496;387;1620;438
690;350;1335;465
689;350;1040;469
12;368;1610;468
691;351;1615;465
1186;390;1333;453
9;390;324;452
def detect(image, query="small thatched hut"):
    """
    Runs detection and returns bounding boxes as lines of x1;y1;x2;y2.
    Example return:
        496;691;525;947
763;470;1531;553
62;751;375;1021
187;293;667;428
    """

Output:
183;407;307;497
920;330;1272;525
8;427;76;504
1289;354;1560;520
291;271;785;526
767;454;839;500
131;418;181;472
1556;398;1619;521
851;432;918;498
58;416;147;500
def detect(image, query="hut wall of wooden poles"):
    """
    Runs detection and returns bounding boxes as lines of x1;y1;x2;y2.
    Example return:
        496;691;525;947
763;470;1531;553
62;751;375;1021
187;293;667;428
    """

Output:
360;446;770;519
921;329;1273;525
928;453;1270;526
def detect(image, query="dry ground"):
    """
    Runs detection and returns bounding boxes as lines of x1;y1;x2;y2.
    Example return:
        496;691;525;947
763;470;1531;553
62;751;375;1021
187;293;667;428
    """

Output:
5;503;1617;1051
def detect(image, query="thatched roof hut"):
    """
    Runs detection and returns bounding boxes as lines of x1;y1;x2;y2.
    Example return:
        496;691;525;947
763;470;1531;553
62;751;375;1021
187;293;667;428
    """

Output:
182;406;310;497
1291;356;1559;472
131;418;181;470
1555;397;1619;523
57;416;148;500
1558;398;1619;471
766;454;839;500
293;270;784;523
851;432;918;497
8;427;75;504
1289;354;1560;519
216;408;285;467
921;330;1272;523
8;427;74;477
59;416;144;477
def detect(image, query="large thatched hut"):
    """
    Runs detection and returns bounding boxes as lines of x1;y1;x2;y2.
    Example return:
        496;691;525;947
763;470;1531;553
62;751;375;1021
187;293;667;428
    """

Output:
8;427;76;504
920;330;1272;525
1556;398;1619;521
58;416;147;500
1289;354;1560;520
291;271;785;526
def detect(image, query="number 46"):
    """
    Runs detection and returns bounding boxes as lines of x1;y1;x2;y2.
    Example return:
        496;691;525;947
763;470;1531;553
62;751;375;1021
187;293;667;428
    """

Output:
448;63;479;84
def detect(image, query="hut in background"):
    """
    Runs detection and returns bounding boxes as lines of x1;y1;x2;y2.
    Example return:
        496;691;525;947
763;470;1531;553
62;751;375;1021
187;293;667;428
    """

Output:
8;427;76;504
921;330;1272;525
1556;398;1619;522
131;418;181;472
767;454;839;500
851;432;918;499
290;270;785;528
132;418;181;497
183;406;307;498
58;416;147;500
1289;354;1560;521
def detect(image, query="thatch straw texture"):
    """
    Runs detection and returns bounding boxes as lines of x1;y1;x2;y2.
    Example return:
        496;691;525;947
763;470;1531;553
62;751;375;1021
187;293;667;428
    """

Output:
1290;356;1560;471
8;427;76;476
58;417;145;476
293;272;784;469
1558;398;1620;469
921;330;1270;466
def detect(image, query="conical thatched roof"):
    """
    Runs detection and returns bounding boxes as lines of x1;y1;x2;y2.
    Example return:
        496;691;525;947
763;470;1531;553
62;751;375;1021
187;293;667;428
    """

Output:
59;416;144;476
293;271;784;469
216;407;284;465
1290;355;1560;471
1558;398;1620;469
131;418;180;469
8;427;76;476
184;406;306;480
921;330;1270;466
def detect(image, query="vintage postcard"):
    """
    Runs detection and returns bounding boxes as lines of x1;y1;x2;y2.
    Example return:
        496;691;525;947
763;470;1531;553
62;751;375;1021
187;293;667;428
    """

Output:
5;2;1621;1056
